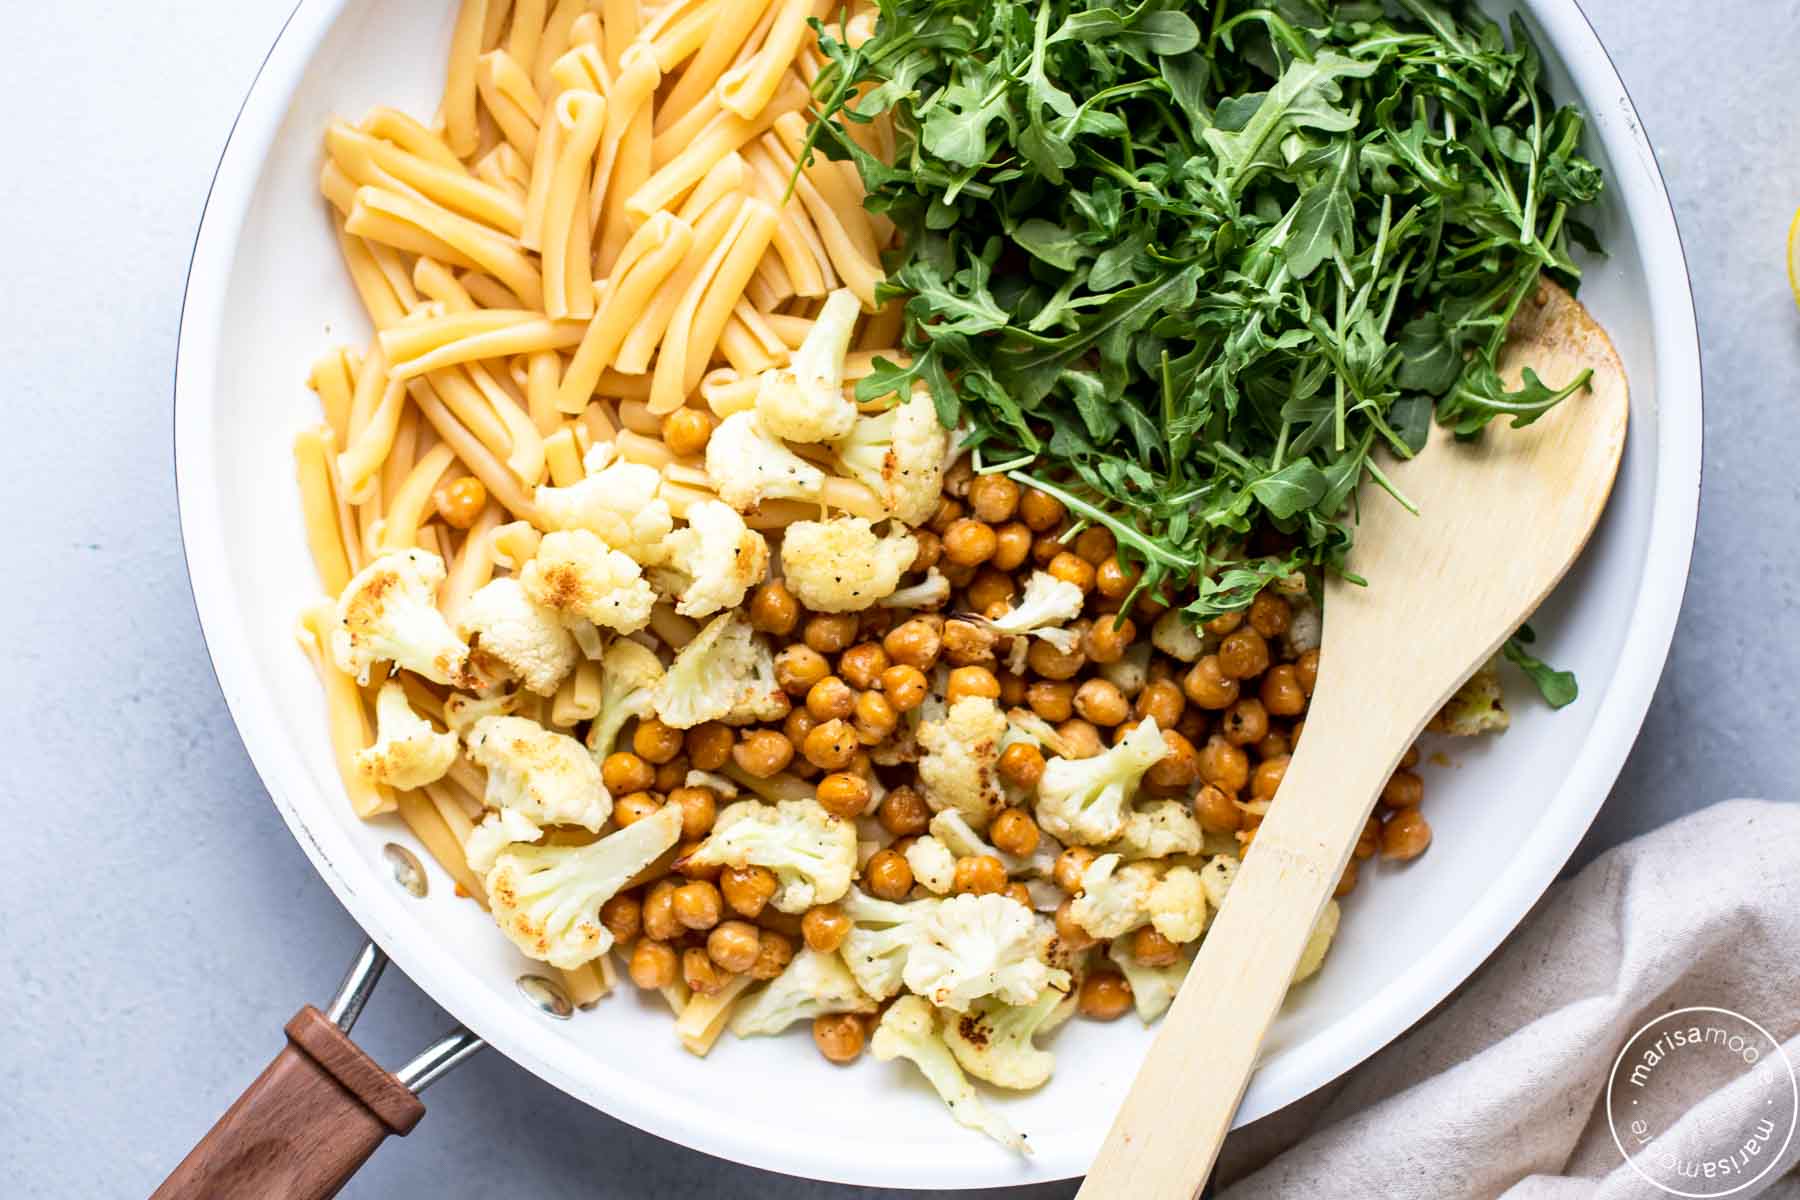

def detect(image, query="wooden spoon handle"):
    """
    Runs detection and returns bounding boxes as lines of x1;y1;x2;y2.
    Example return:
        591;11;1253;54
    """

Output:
150;1005;425;1200
1079;682;1412;1198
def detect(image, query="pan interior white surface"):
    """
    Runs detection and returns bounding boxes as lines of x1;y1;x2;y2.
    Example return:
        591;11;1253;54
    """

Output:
174;0;1701;1187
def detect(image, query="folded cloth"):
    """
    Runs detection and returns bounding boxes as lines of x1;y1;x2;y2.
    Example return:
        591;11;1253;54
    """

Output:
1214;799;1800;1200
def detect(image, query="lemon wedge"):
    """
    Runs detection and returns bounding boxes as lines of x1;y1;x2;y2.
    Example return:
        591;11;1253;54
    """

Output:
1790;207;1800;309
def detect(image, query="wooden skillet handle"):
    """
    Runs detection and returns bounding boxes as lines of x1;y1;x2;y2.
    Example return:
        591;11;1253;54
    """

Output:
151;1004;425;1200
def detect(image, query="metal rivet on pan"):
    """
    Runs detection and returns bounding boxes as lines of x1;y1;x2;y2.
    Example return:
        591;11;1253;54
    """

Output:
517;974;573;1019
382;843;428;898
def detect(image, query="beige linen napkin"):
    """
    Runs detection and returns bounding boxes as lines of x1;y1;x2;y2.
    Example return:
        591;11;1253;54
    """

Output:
1213;799;1800;1200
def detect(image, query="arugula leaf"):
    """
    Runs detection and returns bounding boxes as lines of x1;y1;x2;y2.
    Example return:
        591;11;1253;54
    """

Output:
1503;625;1579;708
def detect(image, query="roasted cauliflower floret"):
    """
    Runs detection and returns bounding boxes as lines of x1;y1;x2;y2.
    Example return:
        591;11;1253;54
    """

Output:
832;384;952;526
871;995;1027;1153
652;500;770;619
463;715;612;873
1111;799;1203;860
1107;937;1195;1022
521;529;656;654
585;636;664;761
1429;658;1510;735
941;984;1074;1091
651;610;786;728
902;893;1069;1013
1150;609;1208;662
705;410;826;511
354;680;458;791
680;799;856;912
905;834;958;895
754;288;860;443
840;889;939;1000
1034;717;1169;846
728;947;876;1037
971;571;1085;652
778;517;917;612
1067;854;1160;940
917;696;1008;828
1199;853;1239;910
1294;899;1341;983
879;567;952;610
484;802;683;968
457;576;580;696
534;446;674;564
329;549;471;686
1146;864;1209;944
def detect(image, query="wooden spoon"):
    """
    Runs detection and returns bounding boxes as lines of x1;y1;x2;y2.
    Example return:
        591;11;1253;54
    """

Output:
1078;278;1629;1199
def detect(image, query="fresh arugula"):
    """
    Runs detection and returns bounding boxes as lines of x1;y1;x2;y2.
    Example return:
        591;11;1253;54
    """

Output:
808;0;1604;621
1503;623;1578;708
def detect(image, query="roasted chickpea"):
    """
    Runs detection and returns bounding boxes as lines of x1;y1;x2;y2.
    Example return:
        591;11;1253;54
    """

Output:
804;613;860;655
600;893;641;944
706;920;762;974
813;1013;865;1064
1381;808;1433;860
1198;734;1250;793
1334;859;1359;898
801;719;857;770
641;880;681;941
1073;526;1116;566
719;865;778;918
1295;648;1320;695
1248;591;1292;638
601;751;655;795
877;785;930;837
682;946;727;995
992;522;1033;571
1053;846;1097;893
1026;679;1075;723
775;644;830;695
1084;614;1136;664
964;570;1016;616
1218;628;1271;680
1194;783;1241;834
631;717;684;766
661;406;715;457
1094;556;1140;601
1257;729;1291;760
816;771;872;820
941;518;997;568
1027;637;1086;681
909;528;943;572
1251;754;1289;801
1381;770;1425;809
942;619;999;667
1018;488;1065;531
1032;534;1070;568
1261;665;1308;717
1071;678;1127;727
1002;881;1033;908
953;854;1007;895
865;848;915;900
628;939;678;989
685;722;734;771
783;707;819;748
1204;611;1243;637
880;664;928;712
802;904;851;953
1135;679;1186;728
946;665;1002;705
613;790;662;827
997;671;1027;706
731;729;794;778
673;880;723;931
1055;718;1104;759
966;473;1020;523
1400;745;1421;770
662;786;714;840
1047;551;1096;592
990;808;1041;857
1131;926;1180;968
805;675;856;721
432;475;487;529
852;690;897;744
1220;698;1269;747
997;742;1046;790
1053;899;1097;951
1182;655;1240;709
749;930;795;980
1356;815;1380;860
838;643;889;690
1145;730;1200;792
882;618;942;671
1079;971;1133;1021
748;579;800;635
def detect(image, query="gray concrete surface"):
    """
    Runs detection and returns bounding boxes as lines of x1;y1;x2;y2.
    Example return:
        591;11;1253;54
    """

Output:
2;2;1796;1197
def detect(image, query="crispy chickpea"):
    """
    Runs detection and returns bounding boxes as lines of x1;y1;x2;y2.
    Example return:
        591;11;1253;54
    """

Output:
661;406;715;457
1291;720;1306;747
990;808;1041;857
1248;591;1292;638
1218;628;1271;680
1134;591;1170;623
685;722;733;771
628;939;678;989
1257;730;1291;760
432;475;487;529
813;1013;865;1064
805;675;856;722
1027;637;1086;681
1194;783;1241;834
942;518;998;567
1295;648;1320;695
997;742;1046;790
1251;754;1289;801
1053;899;1097;951
865;849;915;900
1094;556;1140;601
1381;808;1433;860
1073;526;1116;566
1054;846;1097;893
613;790;662;827
1084;614;1137;665
1221;698;1269;747
998;671;1027;706
1079;971;1134;1021
706;920;762;974
1026;680;1075;723
1334;858;1359;898
1019;488;1065;531
852;691;898;744
601;751;655;795
1055;718;1103;759
838;643;889;690
953;854;1007;895
942;619;999;667
1145;730;1200;792
641;880;681;941
774;644;830;695
1204;611;1243;637
1261;665;1307;717
1198;734;1250;793
1381;770;1425;809
631;718;684;766
816;771;872;820
1135;679;1186;728
1002;881;1032;909
1074;678;1130;726
802;904;851;953
663;786;714;840
1356;815;1380;860
1131;926;1180;968
673;880;723;931
749;930;795;980
964;570;1016;615
783;707;819;748
966;473;1020;523
931;492;965;528
946;665;1002;705
877;785;930;837
1047;551;1096;593
909;528;942;572
992;522;1032;571
682;947;727;995
674;837;722;879
748;580;800;635
802;719;857;770
880;664;928;712
1176;708;1209;745
804;613;860;654
883;618;942;671
1182;655;1241;709
600;894;641;944
719;865;778;918
1032;534;1069;568
1400;745;1421;770
731;729;794;778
